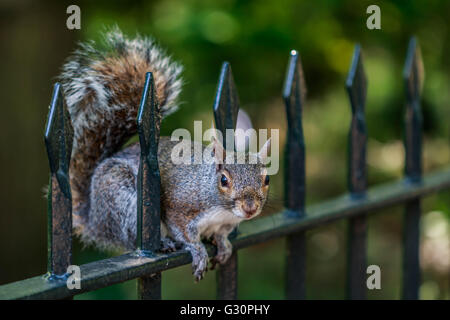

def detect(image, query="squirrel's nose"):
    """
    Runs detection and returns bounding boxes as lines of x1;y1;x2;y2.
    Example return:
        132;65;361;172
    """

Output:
241;200;259;217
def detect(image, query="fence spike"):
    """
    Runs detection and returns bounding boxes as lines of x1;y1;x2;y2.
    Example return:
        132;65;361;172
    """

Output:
213;62;239;300
136;72;162;299
346;45;367;115
44;83;74;198
283;50;306;215
44;83;74;277
213;62;240;149
283;50;307;300
402;37;424;300
345;44;368;300
346;44;368;195
403;37;424;182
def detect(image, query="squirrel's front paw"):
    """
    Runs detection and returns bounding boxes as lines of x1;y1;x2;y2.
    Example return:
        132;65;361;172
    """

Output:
210;239;232;270
187;244;209;282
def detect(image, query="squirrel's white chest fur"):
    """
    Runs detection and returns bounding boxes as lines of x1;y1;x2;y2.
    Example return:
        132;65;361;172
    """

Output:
196;207;242;239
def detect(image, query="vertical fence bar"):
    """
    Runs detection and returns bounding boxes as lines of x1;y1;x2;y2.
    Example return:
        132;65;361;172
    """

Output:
136;72;162;300
345;44;368;300
283;50;307;299
44;83;74;279
402;37;424;300
214;62;240;300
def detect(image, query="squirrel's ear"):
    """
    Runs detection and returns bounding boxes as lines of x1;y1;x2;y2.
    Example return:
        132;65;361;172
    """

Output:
235;109;253;152
258;138;271;162
211;136;225;169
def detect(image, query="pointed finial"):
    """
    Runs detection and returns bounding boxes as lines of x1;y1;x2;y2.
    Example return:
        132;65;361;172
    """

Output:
213;62;240;149
346;44;367;115
44;83;74;198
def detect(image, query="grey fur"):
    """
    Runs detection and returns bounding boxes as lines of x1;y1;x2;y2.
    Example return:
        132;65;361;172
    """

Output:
84;138;269;280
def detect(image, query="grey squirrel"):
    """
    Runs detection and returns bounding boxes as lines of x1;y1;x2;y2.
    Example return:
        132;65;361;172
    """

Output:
58;28;270;281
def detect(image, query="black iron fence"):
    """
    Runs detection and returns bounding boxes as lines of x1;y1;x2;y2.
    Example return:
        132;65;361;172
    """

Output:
0;37;449;300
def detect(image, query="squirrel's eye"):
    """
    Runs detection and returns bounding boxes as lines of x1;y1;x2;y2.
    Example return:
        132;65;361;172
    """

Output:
221;174;229;187
264;175;270;186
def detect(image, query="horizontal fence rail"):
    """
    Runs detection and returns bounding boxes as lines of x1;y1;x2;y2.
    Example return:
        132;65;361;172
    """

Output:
0;36;449;300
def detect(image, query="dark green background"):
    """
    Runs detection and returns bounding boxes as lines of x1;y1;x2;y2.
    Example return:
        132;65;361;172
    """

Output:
0;0;448;299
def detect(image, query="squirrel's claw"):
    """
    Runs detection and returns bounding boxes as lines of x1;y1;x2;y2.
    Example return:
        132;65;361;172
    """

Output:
193;265;208;282
159;237;182;253
209;253;230;271
209;257;219;271
211;244;233;268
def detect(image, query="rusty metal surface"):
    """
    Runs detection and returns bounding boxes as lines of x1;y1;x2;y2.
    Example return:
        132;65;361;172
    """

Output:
136;72;162;299
217;251;238;300
44;83;73;278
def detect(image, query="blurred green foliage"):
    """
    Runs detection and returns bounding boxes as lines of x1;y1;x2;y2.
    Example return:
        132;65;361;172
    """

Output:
0;0;448;299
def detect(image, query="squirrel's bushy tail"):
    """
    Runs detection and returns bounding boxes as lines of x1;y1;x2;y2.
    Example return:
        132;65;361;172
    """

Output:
58;27;182;228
